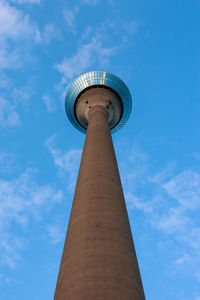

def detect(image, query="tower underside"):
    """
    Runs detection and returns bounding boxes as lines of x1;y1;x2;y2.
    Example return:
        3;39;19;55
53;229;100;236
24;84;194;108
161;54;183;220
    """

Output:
54;88;145;299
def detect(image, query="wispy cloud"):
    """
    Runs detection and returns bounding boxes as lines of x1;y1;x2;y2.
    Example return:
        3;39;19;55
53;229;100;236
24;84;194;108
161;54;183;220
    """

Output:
0;169;63;269
42;94;57;112
12;86;35;106
152;206;191;234
63;8;78;33
163;171;200;209
0;74;11;89
46;222;64;244
80;0;99;6
182;297;200;300
56;33;116;85
46;135;82;190
151;170;200;238
117;141;149;191
116;138;200;282
41;23;59;44
174;253;192;266
0;45;22;69
193;153;200;160
62;0;102;33
0;0;40;70
0;97;20;127
125;192;154;214
0;0;40;42
0;152;17;175
11;0;40;4
56;18;138;85
0;84;36;128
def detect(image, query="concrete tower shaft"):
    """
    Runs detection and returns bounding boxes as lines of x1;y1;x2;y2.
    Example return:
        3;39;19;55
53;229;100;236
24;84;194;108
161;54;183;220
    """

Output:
54;93;146;299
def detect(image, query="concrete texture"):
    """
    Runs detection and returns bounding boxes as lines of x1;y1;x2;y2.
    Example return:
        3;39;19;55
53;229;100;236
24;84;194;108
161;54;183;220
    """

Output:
75;87;122;130
54;102;145;300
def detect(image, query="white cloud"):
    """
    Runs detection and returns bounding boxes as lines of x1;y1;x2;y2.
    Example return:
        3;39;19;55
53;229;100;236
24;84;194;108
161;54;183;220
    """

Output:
81;0;99;5
149;170;200;239
0;97;20;127
149;162;176;184
63;9;77;32
0;152;17;175
116;139;200;282
47;223;64;244
0;74;10;89
109;19;139;37
151;170;200;281
117;141;149;191
138;168;200;236
180;227;200;255
125;191;154;214
42;94;57;112
0;85;36;128
0;169;63;269
56;16;138;85
62;0;102;33
181;298;200;300
0;0;40;42
46;135;82;190
0;0;40;71
163;171;200;209
0;170;62;229
174;253;192;266
41;23;58;44
152;206;190;234
12;86;34;106
0;44;22;69
56;33;115;84
11;0;40;3
62;0;101;33
0;236;24;269
193;152;200;160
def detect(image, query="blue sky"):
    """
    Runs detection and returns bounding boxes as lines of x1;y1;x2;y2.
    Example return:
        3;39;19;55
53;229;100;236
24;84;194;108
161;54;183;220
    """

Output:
0;0;200;299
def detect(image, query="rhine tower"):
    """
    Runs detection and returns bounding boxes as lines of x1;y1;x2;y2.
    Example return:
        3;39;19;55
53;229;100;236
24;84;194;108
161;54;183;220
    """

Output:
54;71;146;300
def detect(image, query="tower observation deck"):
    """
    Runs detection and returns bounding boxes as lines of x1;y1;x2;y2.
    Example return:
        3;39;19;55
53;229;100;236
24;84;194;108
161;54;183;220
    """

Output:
54;71;146;300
